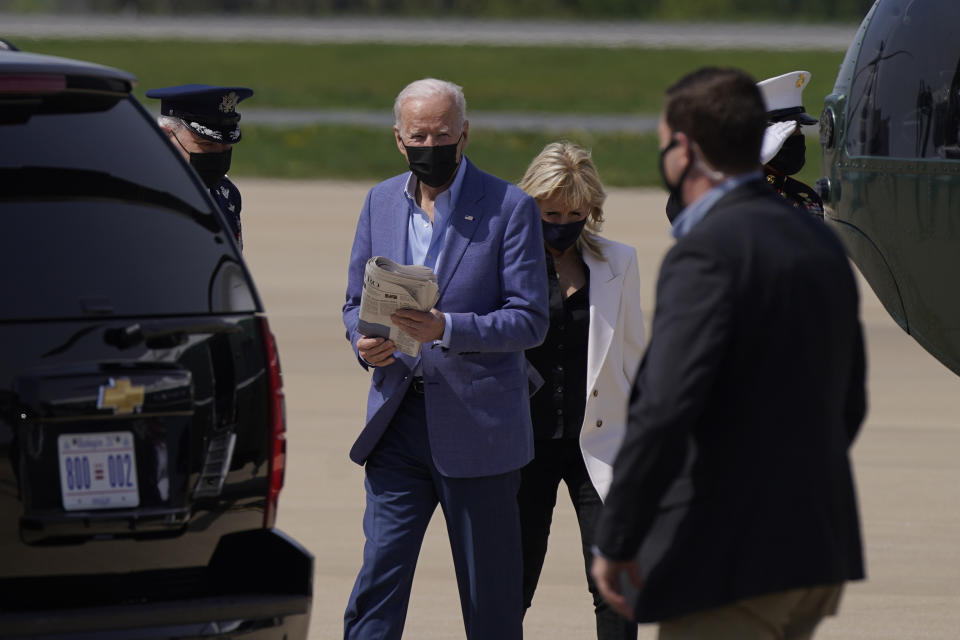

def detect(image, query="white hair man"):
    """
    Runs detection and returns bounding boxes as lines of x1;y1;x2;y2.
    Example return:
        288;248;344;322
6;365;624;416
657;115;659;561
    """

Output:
342;77;550;639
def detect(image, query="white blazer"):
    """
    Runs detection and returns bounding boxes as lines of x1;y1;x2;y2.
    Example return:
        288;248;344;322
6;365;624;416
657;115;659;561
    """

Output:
579;236;645;500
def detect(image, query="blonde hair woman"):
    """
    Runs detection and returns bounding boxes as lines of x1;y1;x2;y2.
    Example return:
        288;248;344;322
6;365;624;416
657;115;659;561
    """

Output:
518;142;645;639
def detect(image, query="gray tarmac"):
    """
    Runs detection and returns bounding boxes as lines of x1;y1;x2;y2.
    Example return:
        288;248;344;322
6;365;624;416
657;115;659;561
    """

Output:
239;179;960;639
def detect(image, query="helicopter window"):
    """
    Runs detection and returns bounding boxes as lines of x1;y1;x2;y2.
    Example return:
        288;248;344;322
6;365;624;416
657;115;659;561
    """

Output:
845;0;960;160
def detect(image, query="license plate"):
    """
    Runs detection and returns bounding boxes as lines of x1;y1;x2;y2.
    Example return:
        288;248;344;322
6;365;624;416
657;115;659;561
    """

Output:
58;431;139;511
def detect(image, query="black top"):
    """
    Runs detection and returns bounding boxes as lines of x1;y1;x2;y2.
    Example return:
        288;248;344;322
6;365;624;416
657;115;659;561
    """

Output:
526;251;590;440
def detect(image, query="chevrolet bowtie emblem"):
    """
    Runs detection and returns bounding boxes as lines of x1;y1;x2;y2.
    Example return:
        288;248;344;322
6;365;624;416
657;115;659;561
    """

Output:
97;377;145;415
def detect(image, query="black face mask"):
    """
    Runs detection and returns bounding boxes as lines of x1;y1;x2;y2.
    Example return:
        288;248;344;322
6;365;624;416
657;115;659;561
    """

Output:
768;134;806;175
190;148;232;189
542;218;587;253
404;135;462;188
173;132;232;189
659;136;692;221
665;192;684;224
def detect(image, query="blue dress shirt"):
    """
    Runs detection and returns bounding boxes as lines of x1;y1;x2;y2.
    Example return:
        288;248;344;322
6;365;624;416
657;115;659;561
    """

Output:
401;158;469;351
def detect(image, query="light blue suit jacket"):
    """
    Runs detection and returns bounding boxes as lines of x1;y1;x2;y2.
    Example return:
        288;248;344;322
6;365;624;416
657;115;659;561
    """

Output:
343;159;549;478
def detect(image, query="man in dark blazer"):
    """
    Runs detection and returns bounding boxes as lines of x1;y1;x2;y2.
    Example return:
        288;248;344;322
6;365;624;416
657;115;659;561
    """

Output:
342;78;549;639
591;67;866;639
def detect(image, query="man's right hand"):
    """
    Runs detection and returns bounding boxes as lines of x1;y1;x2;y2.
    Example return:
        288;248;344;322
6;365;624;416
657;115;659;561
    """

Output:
590;555;641;621
358;336;396;367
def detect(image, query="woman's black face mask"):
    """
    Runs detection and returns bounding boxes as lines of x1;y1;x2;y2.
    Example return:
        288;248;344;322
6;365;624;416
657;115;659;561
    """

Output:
541;217;587;253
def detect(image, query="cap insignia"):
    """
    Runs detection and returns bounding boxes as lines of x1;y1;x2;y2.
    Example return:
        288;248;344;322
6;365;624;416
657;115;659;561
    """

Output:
219;91;239;113
796;74;805;88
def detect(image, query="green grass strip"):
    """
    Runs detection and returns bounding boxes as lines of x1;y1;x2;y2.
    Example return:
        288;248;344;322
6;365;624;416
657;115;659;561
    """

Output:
232;123;823;190
16;38;843;114
14;38;832;186
230;124;660;186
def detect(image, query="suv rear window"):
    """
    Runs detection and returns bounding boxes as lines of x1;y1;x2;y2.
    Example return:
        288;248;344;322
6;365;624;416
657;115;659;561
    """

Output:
2;95;209;208
1;91;257;319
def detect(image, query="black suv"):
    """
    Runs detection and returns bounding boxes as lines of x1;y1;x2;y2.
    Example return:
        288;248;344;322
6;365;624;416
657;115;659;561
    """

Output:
0;49;313;638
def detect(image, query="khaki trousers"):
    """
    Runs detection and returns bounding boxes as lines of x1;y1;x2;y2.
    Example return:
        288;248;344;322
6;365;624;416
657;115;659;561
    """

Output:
658;584;844;640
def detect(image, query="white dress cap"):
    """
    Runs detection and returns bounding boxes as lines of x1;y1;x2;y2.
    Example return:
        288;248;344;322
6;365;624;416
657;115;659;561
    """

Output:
757;70;817;124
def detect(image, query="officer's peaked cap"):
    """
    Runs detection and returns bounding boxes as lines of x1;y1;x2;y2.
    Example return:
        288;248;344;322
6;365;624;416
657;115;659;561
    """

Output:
146;84;253;143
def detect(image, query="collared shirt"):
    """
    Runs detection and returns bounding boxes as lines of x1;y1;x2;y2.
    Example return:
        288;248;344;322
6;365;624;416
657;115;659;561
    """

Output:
670;170;764;239
403;158;467;270
401;158;469;351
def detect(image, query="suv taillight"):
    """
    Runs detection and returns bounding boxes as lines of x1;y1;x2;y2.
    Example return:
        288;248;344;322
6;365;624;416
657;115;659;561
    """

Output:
0;74;66;93
259;316;286;528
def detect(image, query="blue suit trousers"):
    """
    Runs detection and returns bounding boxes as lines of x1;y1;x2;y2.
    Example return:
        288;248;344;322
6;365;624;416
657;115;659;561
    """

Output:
344;390;524;640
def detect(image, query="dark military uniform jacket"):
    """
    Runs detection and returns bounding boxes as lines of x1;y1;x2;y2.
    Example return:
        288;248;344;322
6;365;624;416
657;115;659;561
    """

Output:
210;176;243;250
765;167;823;217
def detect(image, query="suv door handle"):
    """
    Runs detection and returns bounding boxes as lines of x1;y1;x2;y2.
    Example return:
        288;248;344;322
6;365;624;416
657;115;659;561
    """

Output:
105;320;241;349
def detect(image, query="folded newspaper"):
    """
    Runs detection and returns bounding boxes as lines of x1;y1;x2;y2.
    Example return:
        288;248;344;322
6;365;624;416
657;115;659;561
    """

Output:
358;256;440;357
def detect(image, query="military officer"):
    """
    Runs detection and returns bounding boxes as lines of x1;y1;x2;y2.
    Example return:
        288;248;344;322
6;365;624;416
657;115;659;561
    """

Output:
146;84;253;248
757;70;824;217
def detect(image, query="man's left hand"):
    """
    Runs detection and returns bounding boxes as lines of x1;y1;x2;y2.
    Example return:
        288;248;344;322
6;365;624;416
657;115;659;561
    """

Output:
590;555;642;621
391;308;445;344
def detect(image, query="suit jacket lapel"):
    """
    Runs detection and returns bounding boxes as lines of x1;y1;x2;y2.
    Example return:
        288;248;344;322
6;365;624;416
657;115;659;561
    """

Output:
389;186;411;264
435;161;485;301
584;248;623;394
